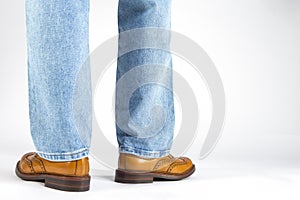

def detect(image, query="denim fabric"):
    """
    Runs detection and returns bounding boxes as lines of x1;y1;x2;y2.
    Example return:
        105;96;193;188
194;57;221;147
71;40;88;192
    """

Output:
116;0;174;158
26;0;174;161
26;0;91;161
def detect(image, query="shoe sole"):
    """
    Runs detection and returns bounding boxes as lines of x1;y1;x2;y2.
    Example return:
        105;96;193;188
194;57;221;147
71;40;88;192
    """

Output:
115;164;195;183
15;161;90;192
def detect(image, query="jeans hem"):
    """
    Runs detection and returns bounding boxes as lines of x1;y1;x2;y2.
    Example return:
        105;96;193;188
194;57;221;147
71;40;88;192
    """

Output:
37;148;89;162
119;146;170;158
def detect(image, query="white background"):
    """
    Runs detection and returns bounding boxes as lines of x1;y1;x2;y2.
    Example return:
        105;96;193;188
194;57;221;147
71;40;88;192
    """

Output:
0;0;300;199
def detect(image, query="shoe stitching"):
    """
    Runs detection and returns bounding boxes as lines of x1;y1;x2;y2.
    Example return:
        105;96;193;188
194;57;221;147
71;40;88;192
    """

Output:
152;164;195;176
24;155;35;173
153;157;176;171
32;154;46;173
74;160;78;176
167;157;188;173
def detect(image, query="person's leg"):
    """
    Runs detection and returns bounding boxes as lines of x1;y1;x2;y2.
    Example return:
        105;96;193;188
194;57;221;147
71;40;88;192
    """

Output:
26;0;91;161
16;0;91;191
116;0;174;159
115;0;195;183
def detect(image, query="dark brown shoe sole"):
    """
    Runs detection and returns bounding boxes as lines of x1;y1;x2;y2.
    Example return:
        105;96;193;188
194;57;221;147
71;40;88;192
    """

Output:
115;164;195;183
15;161;90;192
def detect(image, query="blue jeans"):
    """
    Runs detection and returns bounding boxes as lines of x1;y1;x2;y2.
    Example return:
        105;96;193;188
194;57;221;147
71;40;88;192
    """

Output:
26;0;174;161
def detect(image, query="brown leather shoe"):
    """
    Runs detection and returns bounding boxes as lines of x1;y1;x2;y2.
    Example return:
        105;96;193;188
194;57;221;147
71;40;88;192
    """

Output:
115;153;195;183
15;152;90;192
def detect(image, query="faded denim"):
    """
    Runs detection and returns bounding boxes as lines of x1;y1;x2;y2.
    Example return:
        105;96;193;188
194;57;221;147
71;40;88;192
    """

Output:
26;0;174;161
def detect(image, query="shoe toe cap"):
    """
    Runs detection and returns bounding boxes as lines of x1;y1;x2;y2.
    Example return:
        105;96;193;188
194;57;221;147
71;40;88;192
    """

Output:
168;157;194;174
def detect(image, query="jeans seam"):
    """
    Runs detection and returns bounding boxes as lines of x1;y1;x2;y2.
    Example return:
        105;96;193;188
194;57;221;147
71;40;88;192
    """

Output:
37;148;89;161
71;67;90;151
119;146;170;158
37;148;88;156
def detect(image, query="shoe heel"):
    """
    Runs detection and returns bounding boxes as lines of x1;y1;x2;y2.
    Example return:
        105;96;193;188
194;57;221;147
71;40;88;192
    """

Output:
44;175;90;192
115;169;154;183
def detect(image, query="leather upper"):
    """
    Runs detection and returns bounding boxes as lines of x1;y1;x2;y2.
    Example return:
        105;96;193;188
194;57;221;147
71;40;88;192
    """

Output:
18;152;89;176
118;153;193;174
